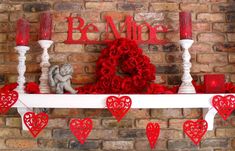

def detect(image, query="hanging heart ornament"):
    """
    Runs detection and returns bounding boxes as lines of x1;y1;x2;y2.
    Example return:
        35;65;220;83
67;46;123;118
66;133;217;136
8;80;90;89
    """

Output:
212;95;235;120
0;90;18;114
183;120;208;145
70;118;93;144
23;112;49;138
106;96;132;122
146;122;160;149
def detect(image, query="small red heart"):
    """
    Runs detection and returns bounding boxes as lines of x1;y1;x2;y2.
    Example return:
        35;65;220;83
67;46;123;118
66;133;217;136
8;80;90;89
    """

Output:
70;118;93;144
146;122;160;149
212;95;235;120
23;112;48;138
183;120;208;145
106;96;132;122
0;91;18;114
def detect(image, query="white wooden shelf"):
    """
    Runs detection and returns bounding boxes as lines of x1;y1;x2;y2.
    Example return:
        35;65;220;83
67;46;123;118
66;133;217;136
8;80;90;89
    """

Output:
12;94;231;131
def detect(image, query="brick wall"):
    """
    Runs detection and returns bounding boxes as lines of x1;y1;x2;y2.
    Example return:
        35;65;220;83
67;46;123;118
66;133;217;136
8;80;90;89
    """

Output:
0;0;235;150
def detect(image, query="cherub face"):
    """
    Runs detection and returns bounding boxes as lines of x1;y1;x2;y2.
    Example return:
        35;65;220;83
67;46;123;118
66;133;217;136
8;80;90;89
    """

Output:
60;64;73;76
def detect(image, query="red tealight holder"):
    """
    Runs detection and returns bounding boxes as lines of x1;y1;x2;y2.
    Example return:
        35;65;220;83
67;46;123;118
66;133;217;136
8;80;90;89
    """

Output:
16;18;30;46
204;74;225;93
179;11;192;40
39;12;52;40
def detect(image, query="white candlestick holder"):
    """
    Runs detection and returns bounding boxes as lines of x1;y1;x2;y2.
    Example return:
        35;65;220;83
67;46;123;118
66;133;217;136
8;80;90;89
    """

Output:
15;45;31;130
38;40;53;93
178;39;196;94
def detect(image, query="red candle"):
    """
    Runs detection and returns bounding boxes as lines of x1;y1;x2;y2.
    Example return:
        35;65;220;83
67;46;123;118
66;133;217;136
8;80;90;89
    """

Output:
16;18;30;46
204;74;225;93
39;12;52;40
179;11;192;40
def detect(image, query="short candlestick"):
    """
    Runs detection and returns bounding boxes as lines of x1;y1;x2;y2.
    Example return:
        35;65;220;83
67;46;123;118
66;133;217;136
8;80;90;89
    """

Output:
38;40;53;93
178;39;196;93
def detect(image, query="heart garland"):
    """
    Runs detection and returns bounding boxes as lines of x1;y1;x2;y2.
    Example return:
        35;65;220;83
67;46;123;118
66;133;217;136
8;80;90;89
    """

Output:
69;118;93;144
23;112;49;138
183;119;208;145
212;95;235;120
106;96;132;122
146;122;160;149
0;90;18;114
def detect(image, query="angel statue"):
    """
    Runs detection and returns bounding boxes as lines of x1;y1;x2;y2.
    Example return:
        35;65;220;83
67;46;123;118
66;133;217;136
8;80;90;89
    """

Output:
49;64;77;94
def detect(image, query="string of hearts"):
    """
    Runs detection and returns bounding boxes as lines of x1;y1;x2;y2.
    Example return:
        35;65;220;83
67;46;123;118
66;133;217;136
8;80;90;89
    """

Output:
0;90;234;149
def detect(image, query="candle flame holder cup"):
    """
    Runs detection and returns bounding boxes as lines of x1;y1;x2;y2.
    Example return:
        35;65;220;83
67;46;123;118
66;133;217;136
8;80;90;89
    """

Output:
178;39;196;94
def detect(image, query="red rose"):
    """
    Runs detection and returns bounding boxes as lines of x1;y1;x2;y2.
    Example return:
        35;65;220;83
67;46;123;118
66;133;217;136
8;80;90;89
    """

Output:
25;82;40;94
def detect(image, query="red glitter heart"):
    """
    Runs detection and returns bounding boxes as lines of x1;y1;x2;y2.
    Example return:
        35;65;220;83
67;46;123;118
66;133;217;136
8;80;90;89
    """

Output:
146;122;160;149
0;91;18;114
212;95;235;120
70;118;93;144
183;120;208;145
23;112;48;138
106;96;132;122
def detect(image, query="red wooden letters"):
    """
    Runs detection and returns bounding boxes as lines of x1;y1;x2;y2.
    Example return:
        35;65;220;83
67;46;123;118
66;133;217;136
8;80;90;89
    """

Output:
65;16;168;45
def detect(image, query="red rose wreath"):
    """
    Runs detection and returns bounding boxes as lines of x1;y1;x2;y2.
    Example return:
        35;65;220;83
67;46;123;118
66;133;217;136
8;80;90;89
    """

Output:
76;38;156;94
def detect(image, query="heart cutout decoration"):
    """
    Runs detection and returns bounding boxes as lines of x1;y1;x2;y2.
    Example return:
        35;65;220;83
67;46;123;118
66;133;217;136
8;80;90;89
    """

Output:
70;118;93;144
146;122;160;149
0;90;18;114
183;120;208;145
23;112;49;138
106;96;132;122
212;95;235;120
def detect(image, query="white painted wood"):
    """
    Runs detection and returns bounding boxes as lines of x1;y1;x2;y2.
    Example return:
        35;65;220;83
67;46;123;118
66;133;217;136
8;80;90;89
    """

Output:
38;40;53;93
12;94;233;131
178;39;196;93
14;46;31;130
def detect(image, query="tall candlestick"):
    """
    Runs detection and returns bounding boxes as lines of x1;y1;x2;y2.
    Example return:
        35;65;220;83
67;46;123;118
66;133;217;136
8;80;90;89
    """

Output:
16;18;30;46
39;12;52;40
179;11;192;40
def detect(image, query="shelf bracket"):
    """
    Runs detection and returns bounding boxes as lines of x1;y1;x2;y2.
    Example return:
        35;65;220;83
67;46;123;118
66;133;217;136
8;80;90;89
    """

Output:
205;107;217;130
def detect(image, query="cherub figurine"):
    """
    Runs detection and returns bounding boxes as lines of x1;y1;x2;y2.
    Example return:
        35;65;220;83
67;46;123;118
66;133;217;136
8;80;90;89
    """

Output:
49;64;77;94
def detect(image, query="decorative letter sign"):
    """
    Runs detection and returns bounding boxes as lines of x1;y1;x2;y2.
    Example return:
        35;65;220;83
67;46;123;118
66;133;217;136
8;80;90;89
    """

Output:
65;16;168;45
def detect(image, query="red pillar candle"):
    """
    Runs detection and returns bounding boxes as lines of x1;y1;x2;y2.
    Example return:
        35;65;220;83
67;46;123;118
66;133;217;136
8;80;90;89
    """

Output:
16;18;30;46
204;74;225;93
39;12;52;40
179;11;192;40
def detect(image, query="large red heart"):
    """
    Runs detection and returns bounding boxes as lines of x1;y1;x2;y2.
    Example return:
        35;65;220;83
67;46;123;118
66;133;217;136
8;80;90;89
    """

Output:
0;90;18;114
106;96;132;122
69;118;93;144
212;95;235;120
23;112;49;138
146;122;160;149
183;120;208;145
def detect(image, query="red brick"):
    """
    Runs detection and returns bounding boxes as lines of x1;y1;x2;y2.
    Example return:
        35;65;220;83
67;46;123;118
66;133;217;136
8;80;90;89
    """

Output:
47;118;68;128
134;12;164;22
231;74;235;82
228;33;235;42
232;138;235;149
180;3;208;12
197;53;227;63
54;43;84;53
68;53;99;63
102;119;133;128
229;54;235;63
212;3;235;12
198;33;225;42
169;119;188;130
150;3;179;11
125;109;150;119
21;129;51;138
72;74;96;84
146;53;165;63
89;130;118;139
101;11;133;22
6;117;20;127
103;141;134;150
6;139;37;149
54;2;82;11
160;129;183;139
183;108;202;118
117;2;148;11
191;64;214;73
135;140;167;150
215;65;235;73
135;119;168;129
191;42;212;53
193;22;210;32
86;2;116;10
151;109;183;118
0;13;8;22
197;13;225;22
